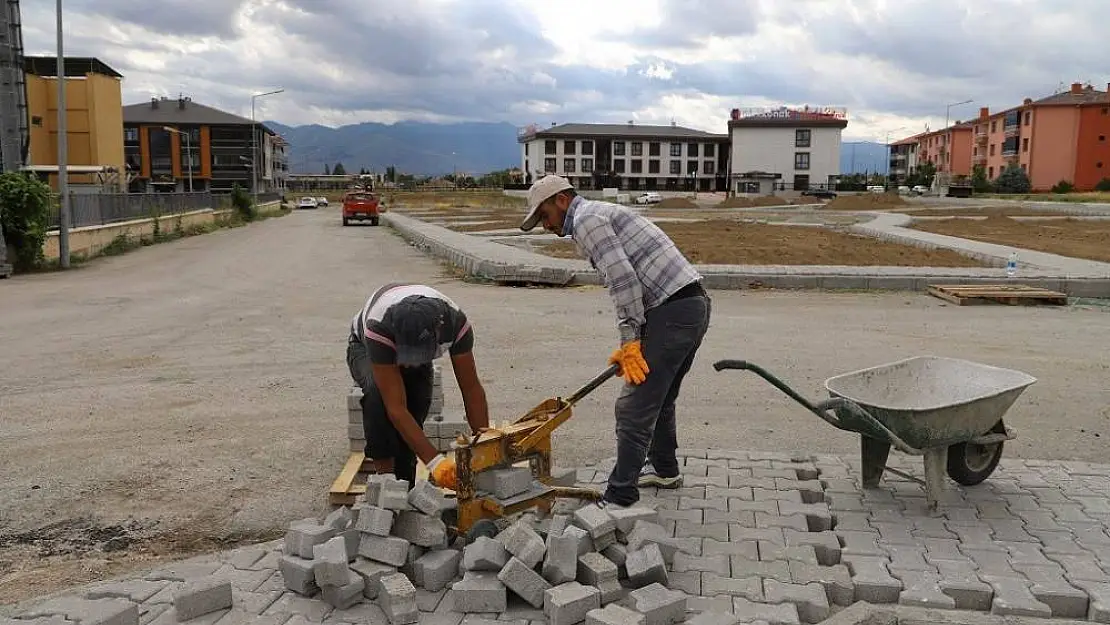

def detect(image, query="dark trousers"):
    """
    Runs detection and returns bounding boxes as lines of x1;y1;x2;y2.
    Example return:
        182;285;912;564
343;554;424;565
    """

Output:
346;340;433;487
604;290;711;505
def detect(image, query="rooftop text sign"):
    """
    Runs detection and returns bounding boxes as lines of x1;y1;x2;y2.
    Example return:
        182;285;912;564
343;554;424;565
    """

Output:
730;106;849;121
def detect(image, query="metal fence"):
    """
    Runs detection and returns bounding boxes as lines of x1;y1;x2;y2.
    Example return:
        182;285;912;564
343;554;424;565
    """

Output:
49;192;218;230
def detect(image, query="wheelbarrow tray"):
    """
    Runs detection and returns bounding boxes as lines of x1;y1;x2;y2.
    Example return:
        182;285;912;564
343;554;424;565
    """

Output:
824;355;1037;450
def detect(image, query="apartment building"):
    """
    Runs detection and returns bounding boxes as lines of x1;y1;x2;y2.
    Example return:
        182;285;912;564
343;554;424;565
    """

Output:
727;106;848;193
517;122;730;192
22;56;126;191
911;123;974;180
888;135;921;184
122;96;283;194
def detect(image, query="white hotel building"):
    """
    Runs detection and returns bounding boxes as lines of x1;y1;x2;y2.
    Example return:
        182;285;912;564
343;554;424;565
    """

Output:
727;106;848;194
517;122;731;192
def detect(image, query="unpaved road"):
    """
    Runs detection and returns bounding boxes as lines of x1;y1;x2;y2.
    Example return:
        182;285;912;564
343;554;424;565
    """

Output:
2;207;1110;604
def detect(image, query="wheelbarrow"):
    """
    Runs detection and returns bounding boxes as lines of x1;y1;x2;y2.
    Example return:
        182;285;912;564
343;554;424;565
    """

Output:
713;356;1036;510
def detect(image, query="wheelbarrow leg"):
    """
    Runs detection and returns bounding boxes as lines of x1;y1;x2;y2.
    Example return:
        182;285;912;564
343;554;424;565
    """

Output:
860;436;891;488
922;446;949;512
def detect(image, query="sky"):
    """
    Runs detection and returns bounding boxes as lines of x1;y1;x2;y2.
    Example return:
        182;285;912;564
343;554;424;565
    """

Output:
21;0;1110;143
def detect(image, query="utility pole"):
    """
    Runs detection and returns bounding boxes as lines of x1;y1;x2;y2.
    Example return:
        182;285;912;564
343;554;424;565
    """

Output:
55;0;70;268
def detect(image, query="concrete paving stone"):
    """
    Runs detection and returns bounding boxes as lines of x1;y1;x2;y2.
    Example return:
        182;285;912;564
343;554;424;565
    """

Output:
962;548;1023;578
729;598;799;625
834;531;886;558
146;561;226;583
147;607;228;625
869;523;916;546
685;595;734;616
883;546;935;573
563;526;595;557
944;525;997;549
85;580;170;603
670;552;729;576
981;575;1053;618
728;527;784;547
626;544;668;588
320;576;366;610
705;487;756;502
392;511;448;548
221;547;269;572
278;555;318;597
606;508;660;535
408;480;452;516
21;597;140;625
464;536;512;572
775;503;830;532
680;498;729;512
323;600;388;625
498;598;548;621
658;509;703;524
497;521;547;569
349;558;396;599
703;539;758;560
262;593;334;623
378;573;419;625
358;534;410;567
416;587;449;612
285;523;340;560
889;569;956;610
781;531;840;567
751;489;802;505
983;519;1038;543
1071;579;1110;622
938;507;980;525
325;506;355;532
827;512;869;532
1012;509;1064;531
776;481;824;505
225;590;283;616
543;582;600;625
682;613;742;625
758;544;817;566
312;537;352;588
932;563;994;612
702;510;755;527
762;579;829;624
585;604;645;625
1017;566;1090;618
753;514;808;533
476;468;533;500
401;544;426;581
453;572;508;613
674;522;729;542
727;500;779;516
593;531;618;552
1045;552;1110;583
416;549;463;592
787;563;853;607
578;552;619;585
825;494;866;513
1004;542;1054;568
728;476;777;491
623;584;686;625
841;555;902;604
626;522;683;564
727;559;791;584
499;557;552;609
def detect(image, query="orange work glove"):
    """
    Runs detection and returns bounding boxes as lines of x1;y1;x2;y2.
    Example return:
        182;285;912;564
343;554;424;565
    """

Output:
608;340;650;385
427;454;457;490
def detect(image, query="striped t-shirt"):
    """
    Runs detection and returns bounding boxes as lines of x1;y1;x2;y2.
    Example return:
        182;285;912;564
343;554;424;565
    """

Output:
349;283;474;365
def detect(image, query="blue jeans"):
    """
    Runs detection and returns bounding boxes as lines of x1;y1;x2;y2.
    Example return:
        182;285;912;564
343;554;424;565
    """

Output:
603;290;711;505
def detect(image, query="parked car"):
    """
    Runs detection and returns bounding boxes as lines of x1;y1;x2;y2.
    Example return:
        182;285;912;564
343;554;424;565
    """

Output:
298;197;319;210
342;191;381;226
634;192;663;205
867;185;886;194
801;188;837;200
316;196;329;207
912;185;930;195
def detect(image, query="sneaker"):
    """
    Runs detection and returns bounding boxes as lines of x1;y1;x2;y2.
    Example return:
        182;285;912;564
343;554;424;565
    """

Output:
638;465;683;489
596;499;631;511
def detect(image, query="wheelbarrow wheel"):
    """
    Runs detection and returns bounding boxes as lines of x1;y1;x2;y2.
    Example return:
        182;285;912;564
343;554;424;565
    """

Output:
946;423;1005;486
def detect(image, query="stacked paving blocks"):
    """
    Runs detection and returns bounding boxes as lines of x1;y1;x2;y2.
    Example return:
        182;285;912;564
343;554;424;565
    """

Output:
347;363;451;452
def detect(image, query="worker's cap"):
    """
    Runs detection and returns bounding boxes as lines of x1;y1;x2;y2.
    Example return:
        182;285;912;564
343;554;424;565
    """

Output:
382;295;445;366
521;174;573;232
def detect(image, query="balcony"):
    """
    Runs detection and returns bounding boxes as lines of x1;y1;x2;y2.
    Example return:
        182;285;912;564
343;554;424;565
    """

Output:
973;153;987;164
1001;148;1018;159
975;131;988;143
1004;123;1020;137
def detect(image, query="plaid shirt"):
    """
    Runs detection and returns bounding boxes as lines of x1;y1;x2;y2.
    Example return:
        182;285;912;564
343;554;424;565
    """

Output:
565;196;702;343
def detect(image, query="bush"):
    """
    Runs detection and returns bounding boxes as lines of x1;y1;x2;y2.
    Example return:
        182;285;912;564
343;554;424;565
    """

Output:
994;165;1031;194
0;172;53;271
231;183;255;221
1096;177;1110;192
1051;180;1075;193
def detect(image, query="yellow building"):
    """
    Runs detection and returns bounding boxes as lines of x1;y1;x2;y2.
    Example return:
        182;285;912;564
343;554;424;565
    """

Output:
23;56;126;191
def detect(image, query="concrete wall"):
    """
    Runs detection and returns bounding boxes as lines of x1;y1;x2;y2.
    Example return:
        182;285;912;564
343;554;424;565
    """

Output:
41;209;230;261
730;126;841;189
1028;107;1080;190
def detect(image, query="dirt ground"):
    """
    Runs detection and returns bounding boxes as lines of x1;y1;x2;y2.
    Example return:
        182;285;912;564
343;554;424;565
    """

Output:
899;206;1092;217
822;193;909;211
911;215;1110;263
3;206;1110;606
540;220;985;266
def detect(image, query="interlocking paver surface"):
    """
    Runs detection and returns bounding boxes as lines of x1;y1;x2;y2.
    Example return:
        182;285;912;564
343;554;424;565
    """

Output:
6;449;1109;624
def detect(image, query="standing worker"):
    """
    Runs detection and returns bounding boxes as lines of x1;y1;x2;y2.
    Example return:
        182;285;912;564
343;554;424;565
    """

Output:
520;175;711;507
347;283;491;490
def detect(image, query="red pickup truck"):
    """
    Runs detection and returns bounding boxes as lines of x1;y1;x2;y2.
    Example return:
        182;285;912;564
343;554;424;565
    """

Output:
342;191;381;226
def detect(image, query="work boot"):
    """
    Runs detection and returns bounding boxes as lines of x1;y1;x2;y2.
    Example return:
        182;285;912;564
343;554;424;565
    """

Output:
638;464;683;489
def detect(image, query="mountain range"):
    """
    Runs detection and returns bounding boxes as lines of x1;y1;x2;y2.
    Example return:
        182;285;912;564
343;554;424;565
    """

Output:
268;121;895;177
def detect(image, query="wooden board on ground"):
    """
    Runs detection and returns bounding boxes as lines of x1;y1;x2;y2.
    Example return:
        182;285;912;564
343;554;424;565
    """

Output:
328;452;433;506
927;284;1068;307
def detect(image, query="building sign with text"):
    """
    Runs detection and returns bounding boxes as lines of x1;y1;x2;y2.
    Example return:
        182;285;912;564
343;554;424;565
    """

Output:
730;106;849;122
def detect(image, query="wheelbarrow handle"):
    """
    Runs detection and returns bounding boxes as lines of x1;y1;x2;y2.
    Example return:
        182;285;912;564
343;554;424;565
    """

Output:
712;359;921;455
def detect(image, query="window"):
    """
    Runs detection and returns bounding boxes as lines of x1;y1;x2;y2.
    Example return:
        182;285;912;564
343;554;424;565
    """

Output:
687;143;699;157
544;158;556;172
669;160;681;174
564;158;576;173
631;142;643;156
795;129;811;148
545;140;557;154
1024;111;1031;126
564;140;576;155
988;166;994;178
648;160;660;174
990;144;996;156
669;143;682;157
1023;138;1030;152
649;142;660;156
581;140;594;154
1021;163;1027;171
990;121;996;133
614;159;625;173
794;152;810;170
631;160;643;174
704;144;715;158
581;158;594;172
31;115;43;127
793;174;810;191
704;161;715;175
124;128;139;142
613;142;626;156
687;160;698;174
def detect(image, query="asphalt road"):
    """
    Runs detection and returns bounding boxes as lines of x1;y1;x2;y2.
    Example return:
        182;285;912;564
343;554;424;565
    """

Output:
2;205;1109;541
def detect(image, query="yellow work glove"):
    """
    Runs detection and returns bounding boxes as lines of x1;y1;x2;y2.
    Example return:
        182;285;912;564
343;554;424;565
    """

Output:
608;340;650;385
427;454;457;490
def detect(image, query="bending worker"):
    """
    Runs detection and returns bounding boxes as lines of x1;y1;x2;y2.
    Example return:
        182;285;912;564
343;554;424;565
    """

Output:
347;282;490;490
520;175;711;508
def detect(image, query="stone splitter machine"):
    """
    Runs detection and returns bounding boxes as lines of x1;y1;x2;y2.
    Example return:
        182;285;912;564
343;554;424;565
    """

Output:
713;356;1036;511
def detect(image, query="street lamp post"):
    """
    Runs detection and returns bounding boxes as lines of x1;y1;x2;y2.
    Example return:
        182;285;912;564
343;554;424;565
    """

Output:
55;0;71;268
163;126;192;193
943;99;973;175
251;88;284;208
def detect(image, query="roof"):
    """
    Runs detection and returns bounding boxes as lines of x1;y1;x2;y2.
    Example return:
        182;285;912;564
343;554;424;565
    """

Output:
729;117;848;129
519;122;728;142
891;133;924;146
24;56;123;79
123;97;275;132
1033;84;1110;107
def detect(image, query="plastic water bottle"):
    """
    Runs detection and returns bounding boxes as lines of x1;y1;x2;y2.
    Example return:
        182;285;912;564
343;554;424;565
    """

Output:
1006;252;1018;278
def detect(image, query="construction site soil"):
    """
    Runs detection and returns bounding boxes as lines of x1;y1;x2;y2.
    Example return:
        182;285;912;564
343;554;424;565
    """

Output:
910;215;1110;263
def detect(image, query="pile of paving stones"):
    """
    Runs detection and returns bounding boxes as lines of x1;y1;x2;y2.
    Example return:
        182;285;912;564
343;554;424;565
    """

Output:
348;364;470;454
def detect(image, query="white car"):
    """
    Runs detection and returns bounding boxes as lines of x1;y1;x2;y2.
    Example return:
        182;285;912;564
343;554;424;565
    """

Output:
298;197;319;209
316;196;329;207
912;185;930;195
635;192;663;205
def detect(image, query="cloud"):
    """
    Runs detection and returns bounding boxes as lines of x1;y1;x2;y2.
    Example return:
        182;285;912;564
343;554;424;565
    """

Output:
16;0;1110;144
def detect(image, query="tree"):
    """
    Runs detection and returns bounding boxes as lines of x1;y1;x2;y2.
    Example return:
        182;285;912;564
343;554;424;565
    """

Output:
917;161;937;188
324;163;331;175
0;172;52;271
386;166;397;183
332;162;346;176
1095;177;1110;192
971;164;992;193
994;164;1031;194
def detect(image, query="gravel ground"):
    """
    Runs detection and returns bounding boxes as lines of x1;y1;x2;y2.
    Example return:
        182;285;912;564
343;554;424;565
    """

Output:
2;206;1109;602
